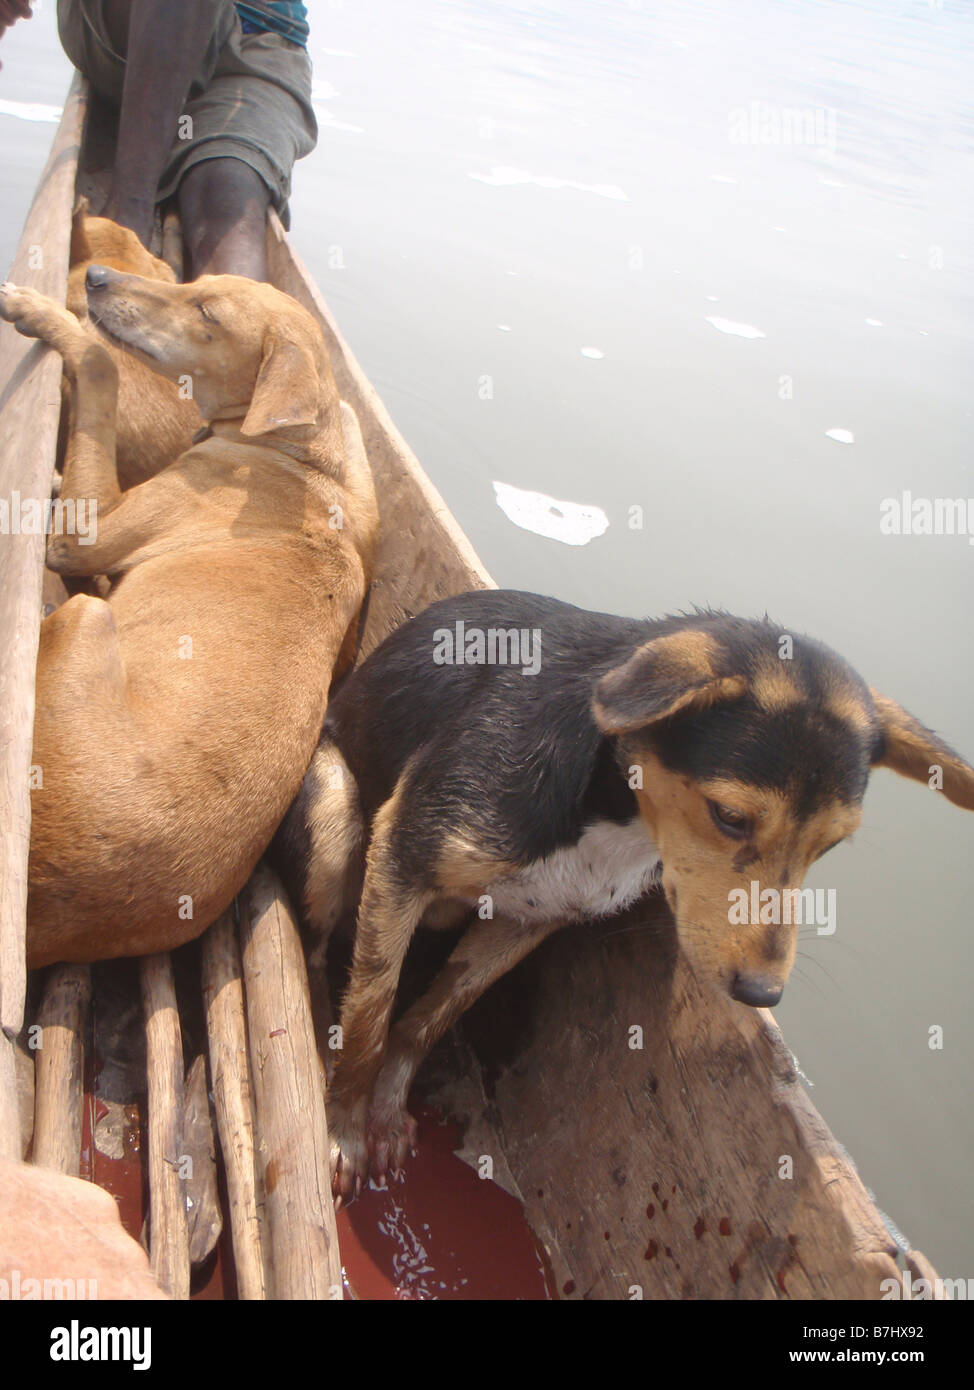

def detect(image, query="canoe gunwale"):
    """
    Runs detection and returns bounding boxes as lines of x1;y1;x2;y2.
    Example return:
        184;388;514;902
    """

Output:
0;74;86;1047
0;77;87;1171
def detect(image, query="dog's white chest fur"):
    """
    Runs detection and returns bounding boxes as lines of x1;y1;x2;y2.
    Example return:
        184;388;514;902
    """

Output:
484;817;661;926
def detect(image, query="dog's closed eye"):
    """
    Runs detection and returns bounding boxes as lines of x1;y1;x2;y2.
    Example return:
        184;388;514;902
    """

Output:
708;800;753;839
197;300;220;325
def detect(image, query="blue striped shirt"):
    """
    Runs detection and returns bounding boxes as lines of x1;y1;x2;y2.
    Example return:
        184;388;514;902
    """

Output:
236;2;309;47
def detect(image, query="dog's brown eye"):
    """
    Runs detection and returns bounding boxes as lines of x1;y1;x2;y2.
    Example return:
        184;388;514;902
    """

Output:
709;800;752;839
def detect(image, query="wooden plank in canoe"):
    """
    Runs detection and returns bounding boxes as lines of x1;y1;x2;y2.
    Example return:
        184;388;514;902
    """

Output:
0;77;86;1166
454;900;905;1299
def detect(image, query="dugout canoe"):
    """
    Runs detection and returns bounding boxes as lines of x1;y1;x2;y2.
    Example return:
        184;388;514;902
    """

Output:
0;75;937;1300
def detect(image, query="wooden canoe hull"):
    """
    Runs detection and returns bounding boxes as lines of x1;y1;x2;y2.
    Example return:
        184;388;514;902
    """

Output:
0;79;930;1298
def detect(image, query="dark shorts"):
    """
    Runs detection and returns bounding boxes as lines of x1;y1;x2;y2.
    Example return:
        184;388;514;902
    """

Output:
57;0;318;222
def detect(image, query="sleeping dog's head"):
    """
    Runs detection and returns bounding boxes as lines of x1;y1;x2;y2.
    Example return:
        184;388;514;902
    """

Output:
67;202;178;321
593;616;974;1008
83;264;340;451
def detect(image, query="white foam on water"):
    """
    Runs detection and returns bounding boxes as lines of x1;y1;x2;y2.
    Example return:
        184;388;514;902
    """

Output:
710;173;738;184
492;481;609;546
0;99;62;123
497;324;511;332
705;316;766;340
320;48;357;58
314;109;364;134
866;318;883;327
580;346;604;358
469;166;629;201
825;428;855;444
311;80;340;101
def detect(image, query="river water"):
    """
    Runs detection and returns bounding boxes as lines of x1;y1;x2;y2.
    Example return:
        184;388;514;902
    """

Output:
2;0;971;1282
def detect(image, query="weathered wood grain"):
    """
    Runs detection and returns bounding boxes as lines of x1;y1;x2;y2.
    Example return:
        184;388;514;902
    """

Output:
0;1036;19;1162
457;900;913;1299
140;952;190;1299
202;913;267;1300
0;76;85;1039
32;963;90;1174
239;865;341;1300
182;1054;223;1267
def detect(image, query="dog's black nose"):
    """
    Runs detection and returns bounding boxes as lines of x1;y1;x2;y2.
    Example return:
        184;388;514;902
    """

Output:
731;973;783;1008
85;264;116;292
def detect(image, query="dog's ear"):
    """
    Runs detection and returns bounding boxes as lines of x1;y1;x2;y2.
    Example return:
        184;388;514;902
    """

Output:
240;331;321;437
593;630;746;735
70;198;92;268
870;690;974;810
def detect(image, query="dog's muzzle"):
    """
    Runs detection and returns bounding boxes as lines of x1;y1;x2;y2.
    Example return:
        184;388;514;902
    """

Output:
86;263;123;294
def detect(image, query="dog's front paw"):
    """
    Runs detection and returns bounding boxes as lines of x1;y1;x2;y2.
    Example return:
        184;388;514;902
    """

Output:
0;281;78;345
366;1103;418;1189
1;282;58;339
328;1096;369;1205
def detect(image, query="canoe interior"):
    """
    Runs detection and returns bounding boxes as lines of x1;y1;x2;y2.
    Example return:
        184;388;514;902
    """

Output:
0;81;932;1299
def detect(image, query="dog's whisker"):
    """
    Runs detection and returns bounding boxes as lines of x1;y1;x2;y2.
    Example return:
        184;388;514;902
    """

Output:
597;919;671;943
789;963;826;999
795;951;839;993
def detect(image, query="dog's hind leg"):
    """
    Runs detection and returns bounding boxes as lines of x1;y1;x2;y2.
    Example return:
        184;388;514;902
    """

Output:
326;786;435;1201
28;594;134;965
270;739;364;1073
366;912;567;1187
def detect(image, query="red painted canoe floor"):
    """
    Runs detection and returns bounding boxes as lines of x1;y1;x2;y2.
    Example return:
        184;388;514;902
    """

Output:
80;1059;552;1300
336;1106;551;1300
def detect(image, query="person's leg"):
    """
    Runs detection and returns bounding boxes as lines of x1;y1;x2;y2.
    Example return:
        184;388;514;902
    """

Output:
177;157;270;280
101;0;224;246
158;27;316;280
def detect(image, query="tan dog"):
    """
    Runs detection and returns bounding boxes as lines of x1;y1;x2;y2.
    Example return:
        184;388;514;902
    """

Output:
65;206;200;488
0;266;377;966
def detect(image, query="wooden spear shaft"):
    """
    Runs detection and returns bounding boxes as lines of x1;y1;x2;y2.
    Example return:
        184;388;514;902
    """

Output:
33;963;90;1173
239;865;342;1300
140;952;190;1299
201;912;267;1300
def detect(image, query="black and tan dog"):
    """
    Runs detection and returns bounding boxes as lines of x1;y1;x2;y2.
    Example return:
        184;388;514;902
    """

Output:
274;589;974;1199
1;265;377;966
